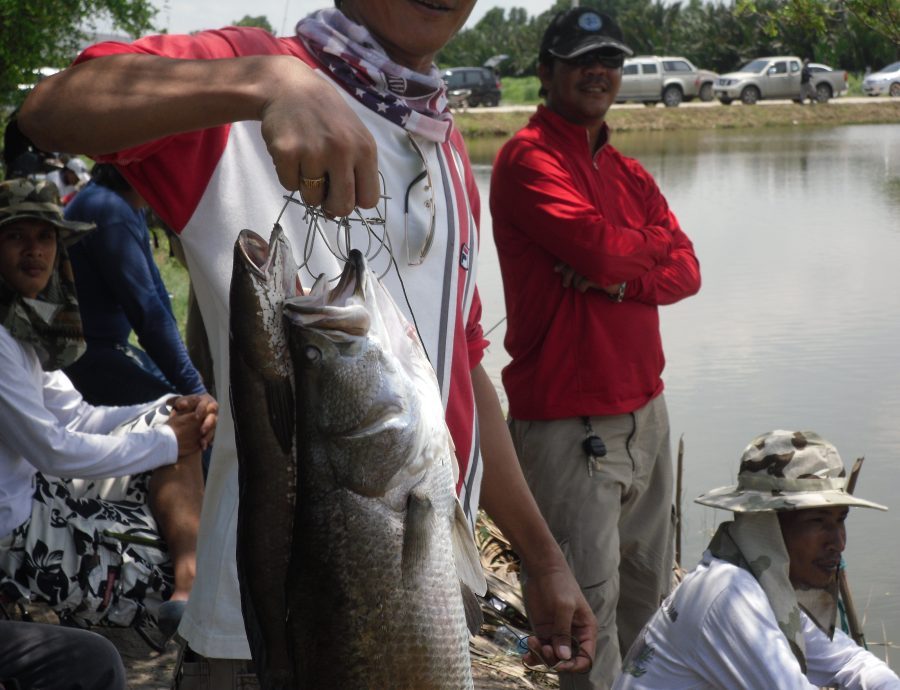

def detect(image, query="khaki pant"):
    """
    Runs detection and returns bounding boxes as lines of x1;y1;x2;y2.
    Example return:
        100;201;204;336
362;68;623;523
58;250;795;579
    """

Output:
509;395;674;690
171;642;260;690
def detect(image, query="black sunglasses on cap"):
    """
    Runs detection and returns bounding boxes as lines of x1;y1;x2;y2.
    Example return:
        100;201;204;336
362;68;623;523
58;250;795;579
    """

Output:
559;51;625;69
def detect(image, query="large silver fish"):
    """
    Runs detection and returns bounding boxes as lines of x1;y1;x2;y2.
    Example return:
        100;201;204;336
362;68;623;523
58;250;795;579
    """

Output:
282;249;486;689
230;226;300;689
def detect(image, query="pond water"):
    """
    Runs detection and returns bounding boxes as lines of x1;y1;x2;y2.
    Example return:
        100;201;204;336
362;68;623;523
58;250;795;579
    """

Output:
471;123;900;665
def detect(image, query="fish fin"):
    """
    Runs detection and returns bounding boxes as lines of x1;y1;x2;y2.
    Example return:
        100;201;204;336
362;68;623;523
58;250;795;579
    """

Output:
460;581;484;636
401;489;434;588
452;499;488;597
264;377;294;455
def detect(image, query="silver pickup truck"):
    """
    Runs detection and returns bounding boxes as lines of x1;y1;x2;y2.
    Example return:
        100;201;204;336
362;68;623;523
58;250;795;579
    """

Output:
616;56;718;107
714;56;848;105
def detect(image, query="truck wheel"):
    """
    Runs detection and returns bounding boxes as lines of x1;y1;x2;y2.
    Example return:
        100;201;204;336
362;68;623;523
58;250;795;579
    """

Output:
890;82;900;97
699;83;714;101
740;86;760;105
663;85;683;107
718;97;732;105
815;83;832;103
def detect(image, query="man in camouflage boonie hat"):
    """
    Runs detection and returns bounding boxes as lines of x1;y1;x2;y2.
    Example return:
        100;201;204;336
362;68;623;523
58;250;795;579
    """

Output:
696;429;887;513
0;178;95;371
613;431;898;690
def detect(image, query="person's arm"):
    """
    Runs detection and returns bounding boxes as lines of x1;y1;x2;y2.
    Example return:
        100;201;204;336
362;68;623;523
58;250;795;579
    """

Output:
806;620;900;689
0;335;177;479
472;364;596;673
490;141;672;288
19;52;379;216
83;207;205;395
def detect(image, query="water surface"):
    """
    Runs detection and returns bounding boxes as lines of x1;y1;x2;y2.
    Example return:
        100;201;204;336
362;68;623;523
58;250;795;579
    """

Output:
473;124;900;664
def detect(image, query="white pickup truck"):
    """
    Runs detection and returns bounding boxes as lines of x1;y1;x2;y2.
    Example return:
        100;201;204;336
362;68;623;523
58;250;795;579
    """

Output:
616;56;718;107
714;56;848;105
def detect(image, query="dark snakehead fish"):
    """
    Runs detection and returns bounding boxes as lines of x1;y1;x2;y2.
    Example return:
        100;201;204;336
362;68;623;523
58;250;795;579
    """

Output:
282;249;486;689
230;225;300;689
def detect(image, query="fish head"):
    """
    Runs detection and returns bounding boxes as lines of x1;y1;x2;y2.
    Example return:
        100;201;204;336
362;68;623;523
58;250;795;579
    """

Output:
283;251;424;496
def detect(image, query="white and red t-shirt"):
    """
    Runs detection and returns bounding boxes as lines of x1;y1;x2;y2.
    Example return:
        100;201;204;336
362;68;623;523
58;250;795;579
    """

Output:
77;27;487;658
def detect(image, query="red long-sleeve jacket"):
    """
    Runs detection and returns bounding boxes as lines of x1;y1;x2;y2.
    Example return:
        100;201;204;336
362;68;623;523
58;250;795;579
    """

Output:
490;106;701;419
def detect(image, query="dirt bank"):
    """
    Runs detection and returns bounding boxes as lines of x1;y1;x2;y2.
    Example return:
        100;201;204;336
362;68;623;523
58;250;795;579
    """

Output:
454;99;900;138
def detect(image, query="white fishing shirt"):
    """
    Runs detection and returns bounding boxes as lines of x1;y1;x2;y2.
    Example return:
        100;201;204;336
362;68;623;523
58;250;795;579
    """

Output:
79;27;487;658
0;326;177;538
614;553;900;690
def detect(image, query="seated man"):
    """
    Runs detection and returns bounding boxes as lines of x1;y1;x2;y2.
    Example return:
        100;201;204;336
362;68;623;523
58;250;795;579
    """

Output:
615;430;900;689
0;179;216;639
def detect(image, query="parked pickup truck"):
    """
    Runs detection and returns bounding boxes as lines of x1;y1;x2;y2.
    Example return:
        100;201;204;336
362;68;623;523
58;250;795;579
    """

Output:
714;56;848;105
616;56;718;107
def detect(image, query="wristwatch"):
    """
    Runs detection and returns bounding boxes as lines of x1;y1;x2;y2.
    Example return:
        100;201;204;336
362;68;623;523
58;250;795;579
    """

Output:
608;282;626;303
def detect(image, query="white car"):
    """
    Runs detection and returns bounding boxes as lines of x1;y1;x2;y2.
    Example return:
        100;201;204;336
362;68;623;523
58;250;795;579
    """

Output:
863;61;900;97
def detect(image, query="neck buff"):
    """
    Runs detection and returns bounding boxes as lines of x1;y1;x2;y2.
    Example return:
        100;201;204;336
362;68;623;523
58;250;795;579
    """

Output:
0;243;85;371
296;8;453;143
707;512;838;674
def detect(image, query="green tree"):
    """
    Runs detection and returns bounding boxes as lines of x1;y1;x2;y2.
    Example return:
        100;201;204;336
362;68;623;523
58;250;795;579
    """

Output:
0;0;157;106
232;14;274;33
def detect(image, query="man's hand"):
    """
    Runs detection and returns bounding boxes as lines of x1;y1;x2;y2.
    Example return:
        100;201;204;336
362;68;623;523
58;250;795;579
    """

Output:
259;56;380;217
555;262;624;297
522;560;597;674
168;393;218;452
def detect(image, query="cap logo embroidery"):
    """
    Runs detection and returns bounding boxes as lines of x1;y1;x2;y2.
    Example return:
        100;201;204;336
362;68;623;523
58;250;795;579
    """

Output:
578;12;603;32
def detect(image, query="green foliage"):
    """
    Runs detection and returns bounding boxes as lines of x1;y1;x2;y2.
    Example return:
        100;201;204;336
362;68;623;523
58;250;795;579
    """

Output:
232;14;274;34
0;0;157;106
440;0;897;79
499;76;542;104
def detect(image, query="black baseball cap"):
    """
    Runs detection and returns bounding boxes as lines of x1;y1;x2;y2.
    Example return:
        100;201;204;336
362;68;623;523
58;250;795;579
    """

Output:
540;8;633;61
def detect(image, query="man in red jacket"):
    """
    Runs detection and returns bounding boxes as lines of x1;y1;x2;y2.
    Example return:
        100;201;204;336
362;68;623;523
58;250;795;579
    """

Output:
490;9;701;690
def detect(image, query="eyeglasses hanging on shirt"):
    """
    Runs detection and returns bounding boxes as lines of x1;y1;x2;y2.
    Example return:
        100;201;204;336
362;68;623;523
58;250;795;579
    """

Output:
404;132;436;267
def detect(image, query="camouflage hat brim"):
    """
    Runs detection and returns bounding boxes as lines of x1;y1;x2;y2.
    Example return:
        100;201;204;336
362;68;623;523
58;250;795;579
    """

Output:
0;210;95;246
695;483;887;513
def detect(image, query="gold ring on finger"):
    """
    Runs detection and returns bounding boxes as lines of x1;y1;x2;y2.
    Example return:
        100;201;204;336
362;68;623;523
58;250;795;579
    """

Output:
300;175;326;190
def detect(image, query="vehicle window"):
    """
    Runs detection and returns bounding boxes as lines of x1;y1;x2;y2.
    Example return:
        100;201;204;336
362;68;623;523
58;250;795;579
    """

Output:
642;64;659;75
663;60;691;72
883;62;900;72
790;61;800;73
739;59;769;73
771;62;788;74
443;72;464;89
464;72;480;86
623;64;639;76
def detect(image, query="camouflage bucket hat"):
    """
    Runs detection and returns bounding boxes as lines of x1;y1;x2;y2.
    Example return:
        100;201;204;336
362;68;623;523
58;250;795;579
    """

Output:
0;178;95;246
695;430;887;513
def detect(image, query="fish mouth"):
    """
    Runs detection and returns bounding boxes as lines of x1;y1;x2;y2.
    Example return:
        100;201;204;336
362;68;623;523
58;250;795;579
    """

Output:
238;225;302;295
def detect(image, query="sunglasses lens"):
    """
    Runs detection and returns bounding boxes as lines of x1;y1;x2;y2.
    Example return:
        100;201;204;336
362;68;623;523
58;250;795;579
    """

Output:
569;52;624;69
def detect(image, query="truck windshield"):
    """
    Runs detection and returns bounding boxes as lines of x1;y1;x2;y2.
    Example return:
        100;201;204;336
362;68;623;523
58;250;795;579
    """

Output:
737;60;769;73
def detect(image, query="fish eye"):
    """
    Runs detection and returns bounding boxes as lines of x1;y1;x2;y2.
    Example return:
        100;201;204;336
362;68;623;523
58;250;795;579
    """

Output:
303;345;321;363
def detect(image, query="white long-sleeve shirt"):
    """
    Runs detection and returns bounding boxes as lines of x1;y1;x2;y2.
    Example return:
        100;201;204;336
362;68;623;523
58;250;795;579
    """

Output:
614;553;900;690
0;325;177;537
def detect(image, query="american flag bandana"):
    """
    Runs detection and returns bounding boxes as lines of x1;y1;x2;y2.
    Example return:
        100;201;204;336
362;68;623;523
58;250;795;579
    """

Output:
296;9;453;143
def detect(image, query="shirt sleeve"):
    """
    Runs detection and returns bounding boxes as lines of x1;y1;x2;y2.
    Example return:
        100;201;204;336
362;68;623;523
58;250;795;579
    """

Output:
806;619;900;689
693;577;820;689
0;334;177;479
490;139;673;287
72;27;293;232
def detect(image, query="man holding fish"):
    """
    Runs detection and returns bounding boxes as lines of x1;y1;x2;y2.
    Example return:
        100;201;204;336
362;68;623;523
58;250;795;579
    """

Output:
20;0;597;686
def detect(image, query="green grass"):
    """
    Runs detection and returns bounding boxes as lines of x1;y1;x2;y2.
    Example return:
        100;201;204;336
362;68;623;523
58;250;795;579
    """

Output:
499;76;541;105
149;229;190;340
